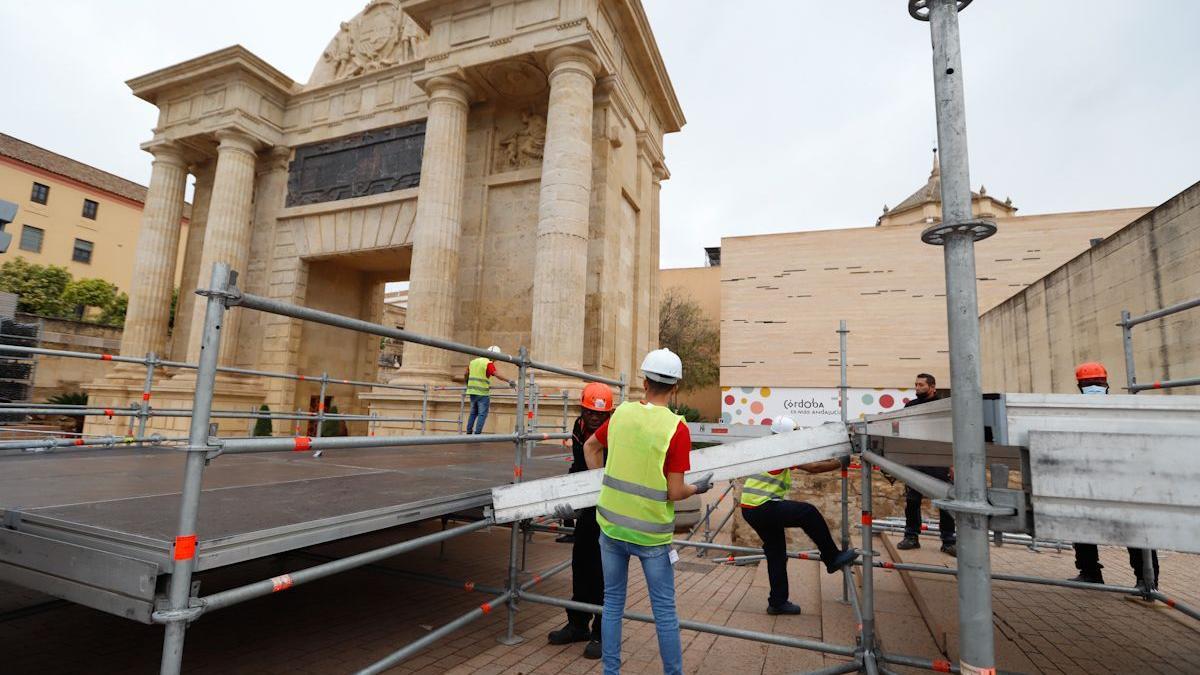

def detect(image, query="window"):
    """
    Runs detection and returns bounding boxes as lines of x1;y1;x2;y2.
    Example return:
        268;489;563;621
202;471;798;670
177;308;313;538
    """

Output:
30;182;49;205
82;199;99;220
72;238;94;264
20;225;44;253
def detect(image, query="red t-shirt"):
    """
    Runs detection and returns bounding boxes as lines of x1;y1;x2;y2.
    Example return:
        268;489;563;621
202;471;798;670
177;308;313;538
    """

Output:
486;362;497;377
591;403;691;476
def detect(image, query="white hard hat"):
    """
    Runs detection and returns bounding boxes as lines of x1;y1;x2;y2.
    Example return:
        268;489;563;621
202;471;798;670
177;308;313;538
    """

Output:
488;345;501;353
770;417;797;434
640;348;682;384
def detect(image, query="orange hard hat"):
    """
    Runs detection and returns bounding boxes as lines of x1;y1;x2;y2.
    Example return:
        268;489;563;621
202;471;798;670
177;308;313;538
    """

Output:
1075;362;1108;381
581;382;614;412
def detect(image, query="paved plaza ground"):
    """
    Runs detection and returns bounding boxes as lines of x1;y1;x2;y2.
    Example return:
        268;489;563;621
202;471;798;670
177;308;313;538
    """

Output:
2;488;1198;674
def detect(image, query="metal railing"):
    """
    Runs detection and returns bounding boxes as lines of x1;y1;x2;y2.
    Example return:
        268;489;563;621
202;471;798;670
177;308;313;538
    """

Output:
1121;296;1200;393
143;262;625;675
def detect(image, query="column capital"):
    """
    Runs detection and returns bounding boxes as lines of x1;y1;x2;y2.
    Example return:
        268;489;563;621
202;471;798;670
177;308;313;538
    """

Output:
142;140;187;170
546;46;601;84
424;75;474;107
258;146;293;174
215;128;262;157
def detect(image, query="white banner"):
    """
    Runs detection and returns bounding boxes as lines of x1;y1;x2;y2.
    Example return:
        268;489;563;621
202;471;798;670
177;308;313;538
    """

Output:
721;386;914;427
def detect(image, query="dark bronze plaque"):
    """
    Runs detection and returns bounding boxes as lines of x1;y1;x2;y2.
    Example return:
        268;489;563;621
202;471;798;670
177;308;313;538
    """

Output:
286;121;425;207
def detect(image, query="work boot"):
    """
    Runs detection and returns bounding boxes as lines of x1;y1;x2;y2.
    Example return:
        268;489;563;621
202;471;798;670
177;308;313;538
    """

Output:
766;601;803;615
583;639;602;659
824;549;859;574
896;536;920;550
555;534;575;544
1068;571;1104;585
547;623;591;645
940;543;957;557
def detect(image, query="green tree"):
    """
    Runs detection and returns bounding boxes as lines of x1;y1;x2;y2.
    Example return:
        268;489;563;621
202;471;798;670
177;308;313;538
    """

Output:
0;258;72;317
252;404;273;437
62;278;119;320
658;287;719;393
100;292;129;327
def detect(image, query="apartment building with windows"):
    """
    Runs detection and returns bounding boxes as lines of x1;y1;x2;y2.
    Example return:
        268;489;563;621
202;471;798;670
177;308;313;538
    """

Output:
0;134;188;292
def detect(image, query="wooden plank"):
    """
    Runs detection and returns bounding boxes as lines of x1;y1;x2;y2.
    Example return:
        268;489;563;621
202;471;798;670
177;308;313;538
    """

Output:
490;422;851;523
1029;430;1200;553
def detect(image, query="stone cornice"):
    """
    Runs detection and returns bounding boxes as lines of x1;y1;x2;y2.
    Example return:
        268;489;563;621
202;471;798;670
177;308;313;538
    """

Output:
127;45;297;104
607;0;685;133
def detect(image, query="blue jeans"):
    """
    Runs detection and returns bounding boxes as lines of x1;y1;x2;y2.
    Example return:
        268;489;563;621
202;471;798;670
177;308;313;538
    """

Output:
600;532;682;675
466;394;490;434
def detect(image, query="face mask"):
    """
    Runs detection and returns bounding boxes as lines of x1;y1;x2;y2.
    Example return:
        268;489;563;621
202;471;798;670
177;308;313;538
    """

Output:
1080;385;1107;395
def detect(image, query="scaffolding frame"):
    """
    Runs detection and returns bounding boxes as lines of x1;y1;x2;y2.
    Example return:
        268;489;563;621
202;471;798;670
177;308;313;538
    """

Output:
1120;296;1200;394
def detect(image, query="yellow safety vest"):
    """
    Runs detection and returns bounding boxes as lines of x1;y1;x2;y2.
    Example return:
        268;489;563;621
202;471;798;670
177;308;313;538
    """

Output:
740;468;791;508
467;357;491;396
596;401;682;547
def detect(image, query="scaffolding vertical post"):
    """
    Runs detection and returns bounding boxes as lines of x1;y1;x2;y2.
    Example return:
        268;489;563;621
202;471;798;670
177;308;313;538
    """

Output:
315;372;329;438
1121;309;1137;392
561;389;568;433
917;0;997;670
499;345;529;646
159;263;232;675
136;352;157;441
838;321;850;602
1120;310;1156;593
859;431;877;663
458;387;466;434
421;384;429;434
618;372;627;404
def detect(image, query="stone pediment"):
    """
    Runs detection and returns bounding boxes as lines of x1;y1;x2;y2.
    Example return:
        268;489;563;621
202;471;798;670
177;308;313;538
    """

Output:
308;0;428;87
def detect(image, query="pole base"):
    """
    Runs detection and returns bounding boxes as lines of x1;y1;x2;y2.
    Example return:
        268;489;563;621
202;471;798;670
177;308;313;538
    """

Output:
496;634;525;646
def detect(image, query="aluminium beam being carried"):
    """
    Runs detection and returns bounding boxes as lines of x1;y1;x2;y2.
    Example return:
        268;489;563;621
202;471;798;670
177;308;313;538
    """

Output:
860;393;1200;555
489;422;851;523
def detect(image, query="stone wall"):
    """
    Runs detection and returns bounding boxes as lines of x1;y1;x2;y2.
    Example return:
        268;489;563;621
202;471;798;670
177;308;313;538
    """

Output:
17;313;123;401
980;180;1200;393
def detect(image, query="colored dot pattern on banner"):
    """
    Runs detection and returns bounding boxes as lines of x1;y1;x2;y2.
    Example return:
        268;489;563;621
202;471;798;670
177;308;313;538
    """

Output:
722;387;913;426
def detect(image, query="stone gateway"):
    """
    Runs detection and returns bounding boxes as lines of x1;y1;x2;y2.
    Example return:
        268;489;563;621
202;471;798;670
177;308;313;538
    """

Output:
86;0;684;437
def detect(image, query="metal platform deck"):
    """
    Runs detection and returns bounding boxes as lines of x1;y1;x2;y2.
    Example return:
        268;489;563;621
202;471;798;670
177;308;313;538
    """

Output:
0;441;567;621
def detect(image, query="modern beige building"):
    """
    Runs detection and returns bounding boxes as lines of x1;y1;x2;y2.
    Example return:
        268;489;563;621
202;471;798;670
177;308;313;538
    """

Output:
87;0;683;436
981;179;1199;395
665;157;1150;424
0;134;188;293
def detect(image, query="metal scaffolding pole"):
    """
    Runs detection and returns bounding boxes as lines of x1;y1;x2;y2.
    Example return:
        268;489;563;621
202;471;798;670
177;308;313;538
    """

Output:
839;321;851;603
499;346;530;645
859;433;878;667
911;1;997;670
158;263;231;675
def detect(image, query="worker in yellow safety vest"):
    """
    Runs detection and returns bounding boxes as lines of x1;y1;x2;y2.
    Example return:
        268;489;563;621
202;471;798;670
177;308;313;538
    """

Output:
581;348;711;675
739;416;858;615
463;346;514;434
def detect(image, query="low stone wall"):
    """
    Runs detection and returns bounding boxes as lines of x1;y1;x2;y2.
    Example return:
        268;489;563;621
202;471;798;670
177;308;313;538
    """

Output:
731;469;911;551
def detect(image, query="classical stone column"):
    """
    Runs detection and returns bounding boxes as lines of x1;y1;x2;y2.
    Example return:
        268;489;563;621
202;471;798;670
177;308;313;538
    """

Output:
119;141;188;361
392;74;473;383
170;161;214;362
186;129;260;365
530;47;600;376
649;165;667;353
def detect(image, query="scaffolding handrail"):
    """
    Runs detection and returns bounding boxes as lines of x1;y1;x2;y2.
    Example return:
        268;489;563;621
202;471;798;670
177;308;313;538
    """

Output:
1121;295;1200;328
225;288;625;388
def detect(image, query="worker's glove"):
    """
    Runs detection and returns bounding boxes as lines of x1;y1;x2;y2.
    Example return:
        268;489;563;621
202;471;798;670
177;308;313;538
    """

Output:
690;472;714;495
552;503;576;521
508;381;517;389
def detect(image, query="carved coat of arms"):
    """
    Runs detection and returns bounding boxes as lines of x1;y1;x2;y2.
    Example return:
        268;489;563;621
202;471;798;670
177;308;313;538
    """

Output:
322;0;425;80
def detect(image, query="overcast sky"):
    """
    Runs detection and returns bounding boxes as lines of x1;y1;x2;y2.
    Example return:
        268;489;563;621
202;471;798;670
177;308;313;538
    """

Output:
3;1;1197;270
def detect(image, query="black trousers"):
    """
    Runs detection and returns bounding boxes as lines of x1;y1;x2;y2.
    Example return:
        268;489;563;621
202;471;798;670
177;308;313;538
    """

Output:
566;506;603;636
1073;543;1160;584
904;466;956;543
741;500;840;608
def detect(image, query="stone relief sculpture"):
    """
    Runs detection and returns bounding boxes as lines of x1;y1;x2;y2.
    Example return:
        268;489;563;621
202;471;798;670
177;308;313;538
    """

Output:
495;112;547;171
317;0;426;82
